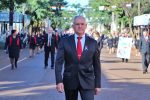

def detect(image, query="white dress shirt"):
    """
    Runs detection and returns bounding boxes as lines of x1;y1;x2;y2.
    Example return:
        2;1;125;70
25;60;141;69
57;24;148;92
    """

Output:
74;33;85;51
47;34;52;46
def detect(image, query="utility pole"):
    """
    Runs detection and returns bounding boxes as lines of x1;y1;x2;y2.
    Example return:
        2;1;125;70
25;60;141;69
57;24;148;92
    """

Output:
138;1;141;15
137;1;141;37
22;3;25;34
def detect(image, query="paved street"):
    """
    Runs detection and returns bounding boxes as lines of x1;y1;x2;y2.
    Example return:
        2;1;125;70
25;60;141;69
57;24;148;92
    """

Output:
0;48;150;100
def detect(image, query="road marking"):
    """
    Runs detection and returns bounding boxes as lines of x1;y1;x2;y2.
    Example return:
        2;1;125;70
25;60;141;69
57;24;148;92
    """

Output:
0;57;27;71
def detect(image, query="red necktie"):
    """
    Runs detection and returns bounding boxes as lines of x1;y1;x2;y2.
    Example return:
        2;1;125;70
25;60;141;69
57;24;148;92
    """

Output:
56;35;58;41
77;37;82;60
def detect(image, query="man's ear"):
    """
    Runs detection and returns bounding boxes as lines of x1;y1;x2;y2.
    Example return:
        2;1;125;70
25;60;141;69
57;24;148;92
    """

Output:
72;24;74;29
72;23;74;27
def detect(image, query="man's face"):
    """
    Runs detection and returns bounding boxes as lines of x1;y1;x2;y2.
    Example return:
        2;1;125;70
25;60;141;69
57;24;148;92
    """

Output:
143;31;148;36
32;32;35;36
14;31;18;35
72;17;87;36
48;28;53;35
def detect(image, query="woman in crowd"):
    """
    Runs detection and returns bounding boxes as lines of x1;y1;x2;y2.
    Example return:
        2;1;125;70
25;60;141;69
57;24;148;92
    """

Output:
36;31;43;54
107;34;114;54
28;32;36;58
6;30;22;70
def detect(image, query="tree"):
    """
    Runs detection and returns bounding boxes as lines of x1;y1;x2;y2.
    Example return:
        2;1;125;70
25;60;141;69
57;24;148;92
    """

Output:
0;0;27;32
86;0;150;37
61;10;77;29
87;0;112;32
107;0;150;36
25;0;67;31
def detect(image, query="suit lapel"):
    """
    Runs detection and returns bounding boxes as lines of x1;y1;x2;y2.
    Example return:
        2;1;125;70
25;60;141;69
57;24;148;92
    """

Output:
69;35;78;60
80;35;89;61
69;34;90;61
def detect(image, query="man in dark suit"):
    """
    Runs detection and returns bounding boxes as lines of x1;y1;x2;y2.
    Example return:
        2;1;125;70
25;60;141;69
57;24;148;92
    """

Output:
54;30;61;49
44;27;56;69
55;16;101;100
139;29;150;74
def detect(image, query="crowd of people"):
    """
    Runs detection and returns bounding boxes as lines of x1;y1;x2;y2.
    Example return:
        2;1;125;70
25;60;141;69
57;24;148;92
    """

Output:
3;15;150;100
4;27;70;70
93;28;150;75
4;23;150;72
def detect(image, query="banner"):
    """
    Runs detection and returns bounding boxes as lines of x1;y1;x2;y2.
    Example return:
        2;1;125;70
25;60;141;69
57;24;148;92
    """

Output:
133;14;150;26
117;37;132;59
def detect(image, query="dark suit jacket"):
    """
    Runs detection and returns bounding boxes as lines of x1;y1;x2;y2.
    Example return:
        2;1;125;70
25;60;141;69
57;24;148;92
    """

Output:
44;34;56;53
139;36;150;54
55;34;101;90
6;35;22;58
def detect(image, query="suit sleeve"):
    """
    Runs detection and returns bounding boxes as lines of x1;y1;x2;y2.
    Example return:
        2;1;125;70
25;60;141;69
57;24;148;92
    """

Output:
93;42;101;88
55;39;65;84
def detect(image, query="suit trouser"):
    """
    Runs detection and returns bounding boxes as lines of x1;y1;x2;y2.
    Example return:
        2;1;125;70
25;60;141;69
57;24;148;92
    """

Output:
44;47;55;67
64;86;94;100
142;53;150;71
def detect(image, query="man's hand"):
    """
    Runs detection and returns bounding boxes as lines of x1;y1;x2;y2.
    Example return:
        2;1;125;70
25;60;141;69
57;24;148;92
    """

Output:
95;88;101;95
56;83;64;93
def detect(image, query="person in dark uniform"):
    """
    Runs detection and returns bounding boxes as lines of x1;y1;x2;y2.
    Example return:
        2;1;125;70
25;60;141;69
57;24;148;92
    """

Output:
40;31;46;50
107;35;113;54
113;33;119;53
139;29;150;74
55;30;61;49
97;34;104;54
28;32;37;57
36;31;42;54
5;30;22;70
44;27;56;69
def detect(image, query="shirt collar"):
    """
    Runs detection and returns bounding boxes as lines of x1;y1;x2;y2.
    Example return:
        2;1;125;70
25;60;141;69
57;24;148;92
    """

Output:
48;33;52;36
74;33;85;39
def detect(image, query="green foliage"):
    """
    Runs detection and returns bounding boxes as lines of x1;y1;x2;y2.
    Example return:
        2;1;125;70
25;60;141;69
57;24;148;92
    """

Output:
60;10;77;29
86;0;150;35
0;0;27;10
0;0;9;10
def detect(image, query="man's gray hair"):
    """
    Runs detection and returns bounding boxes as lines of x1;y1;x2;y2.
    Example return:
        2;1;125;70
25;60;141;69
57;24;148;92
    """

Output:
72;15;86;24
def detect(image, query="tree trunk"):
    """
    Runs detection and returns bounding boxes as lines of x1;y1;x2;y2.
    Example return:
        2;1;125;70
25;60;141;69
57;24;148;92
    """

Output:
9;0;14;33
36;21;39;33
22;14;25;34
129;18;134;37
121;20;124;33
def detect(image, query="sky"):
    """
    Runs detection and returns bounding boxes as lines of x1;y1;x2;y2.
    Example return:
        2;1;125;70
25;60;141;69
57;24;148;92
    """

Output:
65;0;89;6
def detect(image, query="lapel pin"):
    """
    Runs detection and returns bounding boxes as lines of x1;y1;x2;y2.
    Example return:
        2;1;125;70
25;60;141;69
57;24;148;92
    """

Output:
84;46;88;51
